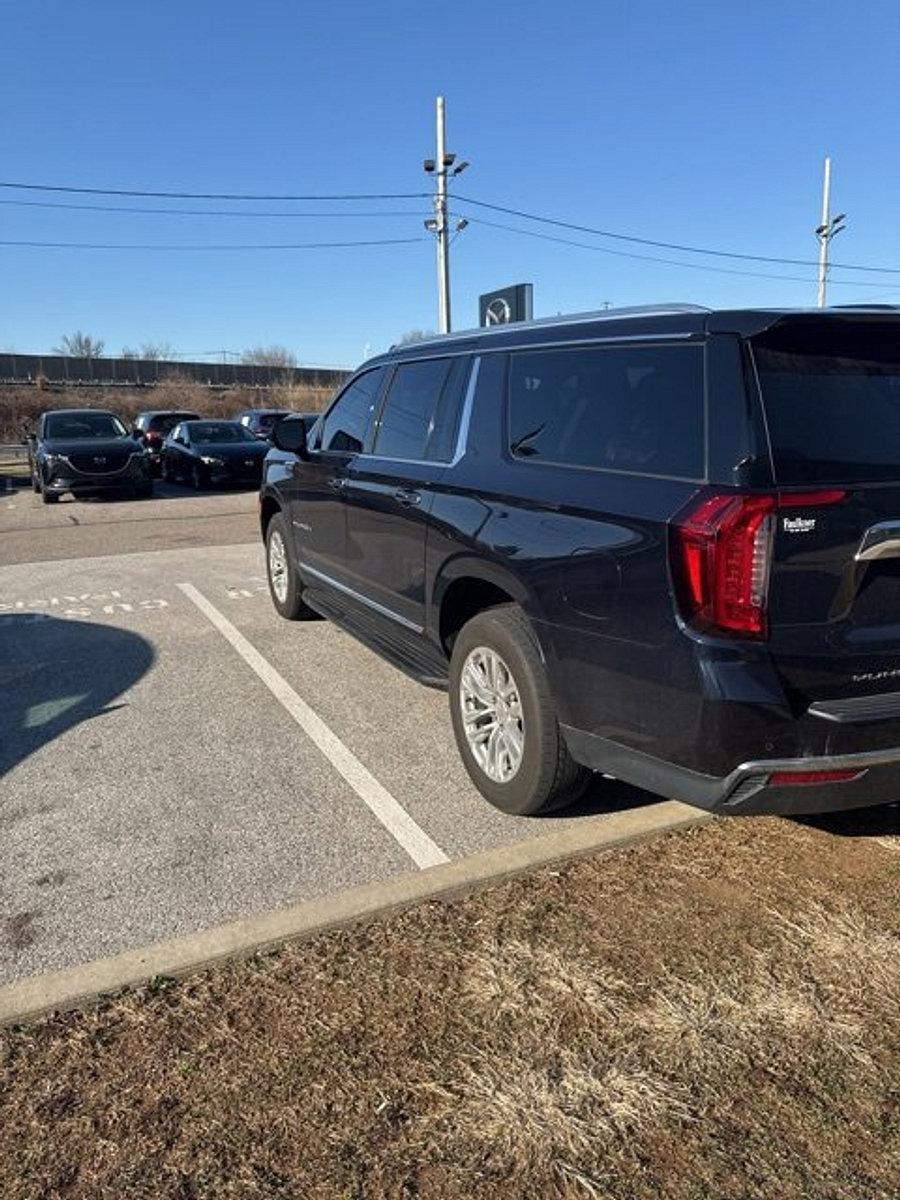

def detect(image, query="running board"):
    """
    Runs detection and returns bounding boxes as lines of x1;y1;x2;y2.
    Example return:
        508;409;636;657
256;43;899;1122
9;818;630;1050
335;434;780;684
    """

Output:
304;587;449;689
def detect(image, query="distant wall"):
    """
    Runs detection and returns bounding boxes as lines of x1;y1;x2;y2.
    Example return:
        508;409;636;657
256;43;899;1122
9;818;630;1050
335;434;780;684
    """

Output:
0;354;349;390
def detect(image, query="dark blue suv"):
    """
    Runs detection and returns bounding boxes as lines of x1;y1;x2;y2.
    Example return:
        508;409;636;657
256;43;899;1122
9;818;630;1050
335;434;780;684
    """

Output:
260;304;900;818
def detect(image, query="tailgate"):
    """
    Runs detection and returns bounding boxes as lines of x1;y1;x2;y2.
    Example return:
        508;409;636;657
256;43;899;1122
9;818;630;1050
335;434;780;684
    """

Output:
753;314;900;708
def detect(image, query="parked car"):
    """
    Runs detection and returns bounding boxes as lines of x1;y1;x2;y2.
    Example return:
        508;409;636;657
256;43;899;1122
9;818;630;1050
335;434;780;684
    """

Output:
161;419;269;488
133;409;201;474
28;408;153;503
260;304;900;819
236;408;295;440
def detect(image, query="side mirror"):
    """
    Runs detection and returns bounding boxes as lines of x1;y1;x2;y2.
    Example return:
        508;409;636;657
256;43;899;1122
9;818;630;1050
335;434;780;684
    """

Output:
271;417;308;457
132;428;143;440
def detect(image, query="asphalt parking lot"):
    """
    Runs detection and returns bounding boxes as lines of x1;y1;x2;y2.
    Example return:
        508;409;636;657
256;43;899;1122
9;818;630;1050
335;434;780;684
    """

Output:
1;481;662;986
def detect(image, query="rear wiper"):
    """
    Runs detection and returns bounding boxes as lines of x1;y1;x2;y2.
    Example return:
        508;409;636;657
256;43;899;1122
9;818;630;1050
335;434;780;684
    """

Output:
510;423;546;457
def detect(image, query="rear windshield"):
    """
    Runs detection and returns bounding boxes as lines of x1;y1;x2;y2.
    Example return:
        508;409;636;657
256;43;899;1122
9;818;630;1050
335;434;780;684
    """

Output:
753;320;900;483
148;412;197;432
254;411;290;429
188;422;255;444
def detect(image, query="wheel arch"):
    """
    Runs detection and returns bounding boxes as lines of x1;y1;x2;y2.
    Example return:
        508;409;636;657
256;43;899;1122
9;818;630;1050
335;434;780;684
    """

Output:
259;489;283;540
433;557;533;656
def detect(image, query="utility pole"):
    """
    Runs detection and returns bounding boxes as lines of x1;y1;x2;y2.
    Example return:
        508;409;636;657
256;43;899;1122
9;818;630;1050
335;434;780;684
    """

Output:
424;96;469;334
435;97;451;333
815;157;847;308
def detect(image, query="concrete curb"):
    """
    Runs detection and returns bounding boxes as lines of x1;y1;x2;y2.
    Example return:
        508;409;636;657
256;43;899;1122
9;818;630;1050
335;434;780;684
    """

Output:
0;800;711;1027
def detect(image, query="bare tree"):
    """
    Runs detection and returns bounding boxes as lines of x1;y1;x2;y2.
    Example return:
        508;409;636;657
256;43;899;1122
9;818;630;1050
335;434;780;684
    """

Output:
54;331;105;358
240;345;298;368
122;341;176;360
397;329;436;345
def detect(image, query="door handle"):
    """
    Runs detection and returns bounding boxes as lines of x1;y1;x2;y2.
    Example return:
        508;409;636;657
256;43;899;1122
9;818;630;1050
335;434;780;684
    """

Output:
394;487;422;507
327;476;346;491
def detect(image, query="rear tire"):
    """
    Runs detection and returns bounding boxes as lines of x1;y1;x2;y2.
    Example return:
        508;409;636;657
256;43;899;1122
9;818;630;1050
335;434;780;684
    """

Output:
32;472;41;493
265;513;317;620
449;604;591;815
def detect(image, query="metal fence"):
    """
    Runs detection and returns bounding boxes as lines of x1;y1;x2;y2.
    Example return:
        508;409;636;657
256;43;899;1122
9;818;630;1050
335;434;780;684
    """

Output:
0;354;349;390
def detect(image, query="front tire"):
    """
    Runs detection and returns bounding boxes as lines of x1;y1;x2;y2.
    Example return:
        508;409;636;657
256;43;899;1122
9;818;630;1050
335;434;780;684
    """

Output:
449;604;591;815
265;513;316;620
41;483;59;504
191;462;207;490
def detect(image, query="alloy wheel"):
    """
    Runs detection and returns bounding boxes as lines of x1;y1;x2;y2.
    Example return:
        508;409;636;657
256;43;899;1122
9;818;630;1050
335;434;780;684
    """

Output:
268;530;289;604
459;646;525;783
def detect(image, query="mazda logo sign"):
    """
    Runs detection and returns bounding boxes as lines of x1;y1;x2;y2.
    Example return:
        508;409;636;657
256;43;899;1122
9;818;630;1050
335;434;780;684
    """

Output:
93;456;107;465
485;298;512;325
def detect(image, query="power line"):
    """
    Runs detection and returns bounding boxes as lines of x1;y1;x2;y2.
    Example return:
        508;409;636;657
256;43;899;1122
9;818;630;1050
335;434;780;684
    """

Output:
5;173;900;278
0;180;430;202
451;193;900;278
0;236;427;250
461;214;900;290
0;198;428;218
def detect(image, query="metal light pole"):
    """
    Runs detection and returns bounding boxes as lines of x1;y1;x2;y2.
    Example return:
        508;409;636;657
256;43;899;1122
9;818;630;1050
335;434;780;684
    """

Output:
815;157;846;309
435;97;451;333
424;97;469;334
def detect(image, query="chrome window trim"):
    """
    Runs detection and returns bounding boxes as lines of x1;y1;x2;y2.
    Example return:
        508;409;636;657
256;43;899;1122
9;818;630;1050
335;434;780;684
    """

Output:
299;562;423;633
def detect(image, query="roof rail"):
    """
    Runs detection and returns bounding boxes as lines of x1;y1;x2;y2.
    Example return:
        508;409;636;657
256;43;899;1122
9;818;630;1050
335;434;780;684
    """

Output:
389;303;711;351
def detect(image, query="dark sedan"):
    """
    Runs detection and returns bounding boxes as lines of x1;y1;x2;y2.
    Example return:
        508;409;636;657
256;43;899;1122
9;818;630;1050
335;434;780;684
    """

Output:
161;419;269;489
133;409;200;474
28;409;153;504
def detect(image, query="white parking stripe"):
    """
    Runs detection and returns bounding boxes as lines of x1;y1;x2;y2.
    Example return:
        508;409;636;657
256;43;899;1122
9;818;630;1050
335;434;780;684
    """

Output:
177;581;450;869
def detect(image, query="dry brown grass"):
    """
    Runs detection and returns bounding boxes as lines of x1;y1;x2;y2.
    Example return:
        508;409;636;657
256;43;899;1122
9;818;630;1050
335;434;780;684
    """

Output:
2;815;900;1199
0;381;334;442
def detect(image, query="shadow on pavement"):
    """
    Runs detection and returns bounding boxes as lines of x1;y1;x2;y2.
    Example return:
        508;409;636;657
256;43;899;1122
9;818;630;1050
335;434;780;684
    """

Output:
0;613;154;777
556;774;663;818
794;802;900;838
52;481;259;505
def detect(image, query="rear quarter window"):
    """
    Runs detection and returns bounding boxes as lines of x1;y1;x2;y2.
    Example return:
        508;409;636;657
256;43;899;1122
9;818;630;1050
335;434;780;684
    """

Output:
507;343;705;479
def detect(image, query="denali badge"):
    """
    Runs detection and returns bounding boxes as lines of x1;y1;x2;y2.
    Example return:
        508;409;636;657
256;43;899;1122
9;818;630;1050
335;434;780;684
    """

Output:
783;516;815;533
852;666;900;684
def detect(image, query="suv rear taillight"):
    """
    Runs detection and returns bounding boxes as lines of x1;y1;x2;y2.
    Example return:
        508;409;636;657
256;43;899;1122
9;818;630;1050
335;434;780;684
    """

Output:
671;489;845;638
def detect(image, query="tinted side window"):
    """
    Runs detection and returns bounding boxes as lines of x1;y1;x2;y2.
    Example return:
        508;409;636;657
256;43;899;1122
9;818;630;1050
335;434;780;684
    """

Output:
508;344;704;479
321;368;385;454
373;359;451;460
426;356;470;463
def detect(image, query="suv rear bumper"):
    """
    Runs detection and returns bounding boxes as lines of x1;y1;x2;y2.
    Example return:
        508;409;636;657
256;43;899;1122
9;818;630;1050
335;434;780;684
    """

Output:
561;725;900;815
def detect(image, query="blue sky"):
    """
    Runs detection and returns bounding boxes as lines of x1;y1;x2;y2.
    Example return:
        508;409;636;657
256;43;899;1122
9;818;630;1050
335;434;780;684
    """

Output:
1;0;898;366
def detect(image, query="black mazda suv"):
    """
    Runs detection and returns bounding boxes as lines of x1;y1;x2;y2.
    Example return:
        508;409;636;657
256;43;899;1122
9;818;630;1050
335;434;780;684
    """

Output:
28;409;153;503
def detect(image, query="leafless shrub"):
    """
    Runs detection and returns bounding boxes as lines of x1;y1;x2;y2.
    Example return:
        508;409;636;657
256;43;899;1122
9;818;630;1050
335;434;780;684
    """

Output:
240;345;298;367
53;331;104;358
